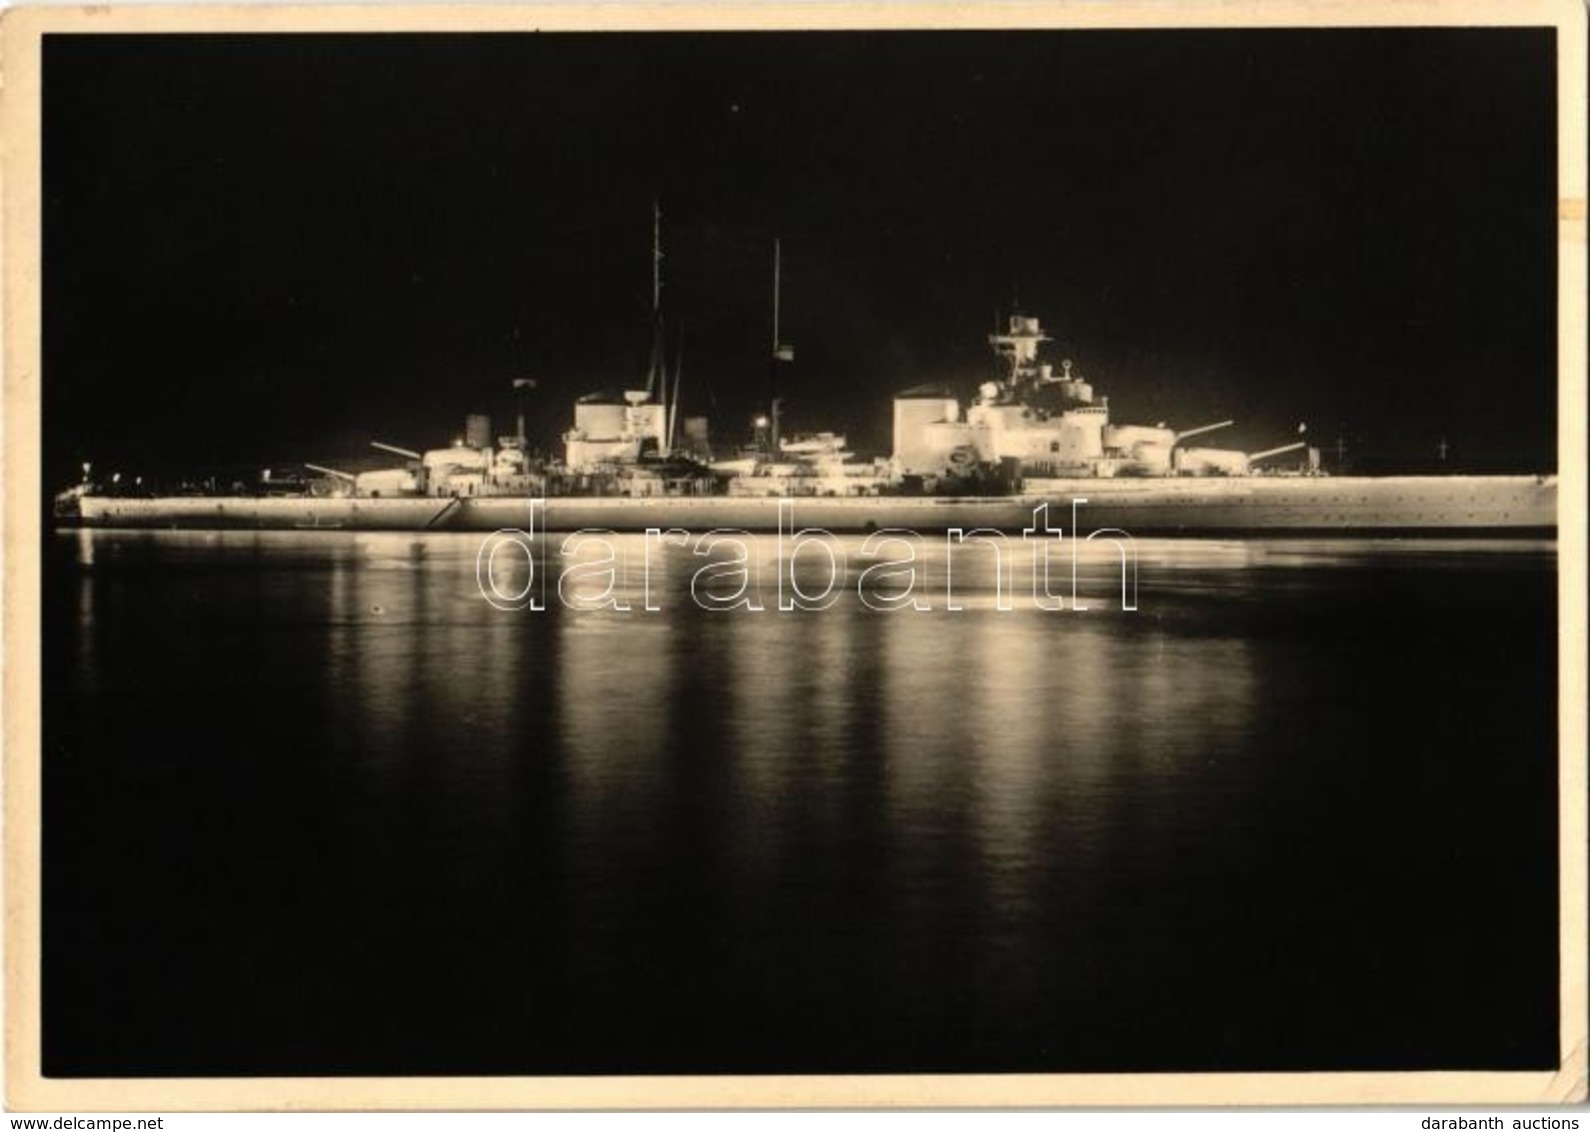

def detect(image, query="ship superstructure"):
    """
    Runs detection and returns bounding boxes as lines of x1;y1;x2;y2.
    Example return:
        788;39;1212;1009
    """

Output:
563;203;684;476
563;390;671;472
892;314;1312;487
718;431;893;497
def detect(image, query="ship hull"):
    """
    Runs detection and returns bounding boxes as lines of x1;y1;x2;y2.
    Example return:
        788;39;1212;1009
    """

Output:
72;475;1556;535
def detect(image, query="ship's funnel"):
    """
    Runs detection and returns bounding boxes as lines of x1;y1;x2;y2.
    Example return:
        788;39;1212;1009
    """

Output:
1174;420;1235;443
1248;441;1308;462
465;414;493;449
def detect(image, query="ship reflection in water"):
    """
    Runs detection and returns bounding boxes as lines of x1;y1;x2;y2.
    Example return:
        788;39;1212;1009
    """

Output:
43;530;1558;1076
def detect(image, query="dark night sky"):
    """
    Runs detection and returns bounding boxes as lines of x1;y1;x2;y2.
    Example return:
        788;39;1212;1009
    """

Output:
42;28;1558;482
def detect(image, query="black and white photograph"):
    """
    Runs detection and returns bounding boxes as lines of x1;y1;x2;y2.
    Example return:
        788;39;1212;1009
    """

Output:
3;1;1585;1111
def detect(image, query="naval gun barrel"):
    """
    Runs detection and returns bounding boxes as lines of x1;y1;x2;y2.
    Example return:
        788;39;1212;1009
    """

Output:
1174;420;1235;443
304;463;356;481
371;441;424;460
1248;441;1308;462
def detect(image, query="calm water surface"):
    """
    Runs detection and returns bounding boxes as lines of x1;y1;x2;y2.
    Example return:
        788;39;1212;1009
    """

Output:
42;531;1558;1075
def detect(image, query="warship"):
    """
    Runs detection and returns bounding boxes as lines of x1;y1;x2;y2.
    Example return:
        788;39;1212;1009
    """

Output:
58;219;1556;536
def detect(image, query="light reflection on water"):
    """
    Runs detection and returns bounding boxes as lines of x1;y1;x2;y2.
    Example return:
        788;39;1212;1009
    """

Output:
45;529;1559;1075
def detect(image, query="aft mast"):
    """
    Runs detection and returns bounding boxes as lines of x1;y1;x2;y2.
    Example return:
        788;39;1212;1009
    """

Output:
769;238;795;456
669;329;683;454
646;199;673;456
